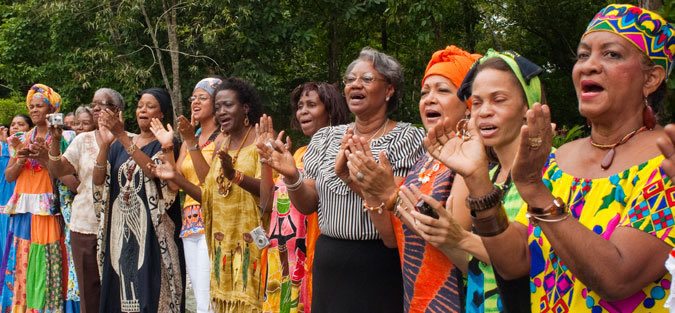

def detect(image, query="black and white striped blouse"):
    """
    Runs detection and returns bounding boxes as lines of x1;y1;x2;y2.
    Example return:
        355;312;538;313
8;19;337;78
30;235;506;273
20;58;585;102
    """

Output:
303;122;425;240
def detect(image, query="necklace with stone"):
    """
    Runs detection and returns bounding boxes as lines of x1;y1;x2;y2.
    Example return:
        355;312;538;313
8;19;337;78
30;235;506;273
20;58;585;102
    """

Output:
589;125;648;170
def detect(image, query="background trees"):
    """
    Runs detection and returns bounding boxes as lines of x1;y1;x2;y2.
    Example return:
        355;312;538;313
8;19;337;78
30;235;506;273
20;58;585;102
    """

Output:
0;0;668;144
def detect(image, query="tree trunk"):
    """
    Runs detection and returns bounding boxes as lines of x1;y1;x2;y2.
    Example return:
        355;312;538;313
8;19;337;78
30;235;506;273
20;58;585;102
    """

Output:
163;0;181;125
639;0;663;11
140;3;173;104
328;16;339;84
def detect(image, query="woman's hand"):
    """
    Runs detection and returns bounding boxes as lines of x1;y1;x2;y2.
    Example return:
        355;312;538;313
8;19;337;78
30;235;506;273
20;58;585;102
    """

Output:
98;108;125;138
424;116;488;180
29;137;49;166
0;126;8;143
346;135;397;204
256;129;298;179
149;152;177;181
398;185;468;250
217;148;235;180
97;125;115;150
177;115;197;145
657;124;675;179
335;127;354;181
149;118;175;148
10;136;24;151
511;103;554;205
255;114;277;148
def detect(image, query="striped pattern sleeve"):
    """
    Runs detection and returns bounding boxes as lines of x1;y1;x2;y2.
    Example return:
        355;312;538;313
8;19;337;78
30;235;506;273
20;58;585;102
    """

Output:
302;123;426;240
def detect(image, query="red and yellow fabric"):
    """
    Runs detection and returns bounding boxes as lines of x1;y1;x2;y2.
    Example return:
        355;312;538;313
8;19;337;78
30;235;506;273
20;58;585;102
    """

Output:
516;154;675;312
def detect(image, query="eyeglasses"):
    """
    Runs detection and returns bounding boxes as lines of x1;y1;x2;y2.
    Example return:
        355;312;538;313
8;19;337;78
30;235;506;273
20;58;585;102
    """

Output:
90;101;116;111
189;95;209;103
343;73;387;86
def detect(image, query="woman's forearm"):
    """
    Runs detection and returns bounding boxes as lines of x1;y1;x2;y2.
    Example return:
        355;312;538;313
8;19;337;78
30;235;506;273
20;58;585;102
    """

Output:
288;178;320;215
93;146;109;186
259;165;275;213
5;158;24;183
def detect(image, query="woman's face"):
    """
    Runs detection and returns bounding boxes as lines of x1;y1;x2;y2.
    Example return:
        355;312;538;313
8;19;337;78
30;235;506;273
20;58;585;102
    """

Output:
64;114;75;128
28;96;52;125
10;116;30;135
214;89;248;134
470;68;529;148
296;90;330;137
344;60;393;117
419;75;467;130
73;111;95;134
91;92;116;121
191;88;215;123
573;31;650;120
136;93;164;130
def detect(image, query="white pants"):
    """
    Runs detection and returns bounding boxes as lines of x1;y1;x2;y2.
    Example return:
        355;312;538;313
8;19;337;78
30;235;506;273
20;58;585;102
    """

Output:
183;233;214;313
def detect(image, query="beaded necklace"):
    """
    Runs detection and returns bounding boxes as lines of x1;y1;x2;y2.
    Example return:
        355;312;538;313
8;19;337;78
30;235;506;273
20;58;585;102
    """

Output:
216;126;252;197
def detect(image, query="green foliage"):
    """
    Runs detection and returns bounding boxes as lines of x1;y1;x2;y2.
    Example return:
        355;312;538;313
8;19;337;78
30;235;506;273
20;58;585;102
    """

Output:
0;93;27;125
0;0;667;141
552;124;586;148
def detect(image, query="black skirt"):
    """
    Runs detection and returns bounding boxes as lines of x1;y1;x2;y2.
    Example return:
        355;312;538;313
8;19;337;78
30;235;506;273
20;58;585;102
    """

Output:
311;235;404;313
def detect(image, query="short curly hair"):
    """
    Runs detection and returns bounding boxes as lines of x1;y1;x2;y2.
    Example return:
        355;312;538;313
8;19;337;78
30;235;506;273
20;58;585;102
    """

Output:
290;82;350;130
213;77;264;124
344;47;403;114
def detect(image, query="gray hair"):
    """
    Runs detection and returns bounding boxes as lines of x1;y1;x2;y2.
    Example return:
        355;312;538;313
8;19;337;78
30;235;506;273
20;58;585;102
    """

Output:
344;47;403;114
94;88;125;110
75;105;93;119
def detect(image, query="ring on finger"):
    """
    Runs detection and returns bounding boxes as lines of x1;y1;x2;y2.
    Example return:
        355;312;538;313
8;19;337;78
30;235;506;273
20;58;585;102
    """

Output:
528;136;543;149
356;172;365;181
265;141;274;150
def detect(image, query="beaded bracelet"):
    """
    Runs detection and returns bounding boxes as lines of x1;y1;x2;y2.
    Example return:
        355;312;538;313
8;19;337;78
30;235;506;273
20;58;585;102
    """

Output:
48;152;62;161
363;201;385;214
125;143;137;156
231;170;244;185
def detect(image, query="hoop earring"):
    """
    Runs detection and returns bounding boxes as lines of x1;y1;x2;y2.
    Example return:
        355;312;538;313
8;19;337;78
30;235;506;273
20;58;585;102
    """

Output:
244;116;250;127
455;114;471;141
643;97;655;130
221;125;226;133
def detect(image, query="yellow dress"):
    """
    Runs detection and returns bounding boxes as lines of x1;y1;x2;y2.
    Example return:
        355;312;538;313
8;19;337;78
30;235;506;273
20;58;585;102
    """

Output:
202;143;263;312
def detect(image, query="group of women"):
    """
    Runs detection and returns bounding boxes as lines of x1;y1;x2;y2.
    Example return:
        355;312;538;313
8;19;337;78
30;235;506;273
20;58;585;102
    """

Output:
0;3;672;313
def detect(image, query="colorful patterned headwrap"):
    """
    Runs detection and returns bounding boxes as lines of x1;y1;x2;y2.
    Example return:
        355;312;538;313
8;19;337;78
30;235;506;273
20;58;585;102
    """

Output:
25;83;62;113
193;77;222;96
423;45;482;109
458;49;544;109
584;4;675;77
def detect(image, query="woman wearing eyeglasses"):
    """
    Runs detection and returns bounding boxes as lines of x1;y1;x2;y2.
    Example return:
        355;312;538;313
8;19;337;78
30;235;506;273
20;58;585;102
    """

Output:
258;47;424;313
71;105;97;135
47;88;126;313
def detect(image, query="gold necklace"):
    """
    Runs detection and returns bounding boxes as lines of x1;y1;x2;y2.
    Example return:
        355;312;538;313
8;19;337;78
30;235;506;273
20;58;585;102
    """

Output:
217;126;252;196
354;119;388;141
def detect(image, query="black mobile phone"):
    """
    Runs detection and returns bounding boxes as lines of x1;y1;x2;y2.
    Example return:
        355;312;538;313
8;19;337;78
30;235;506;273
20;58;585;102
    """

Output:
415;199;439;219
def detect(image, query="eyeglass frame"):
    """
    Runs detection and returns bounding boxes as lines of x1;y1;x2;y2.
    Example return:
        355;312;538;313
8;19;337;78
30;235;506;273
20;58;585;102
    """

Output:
342;73;389;87
188;95;209;103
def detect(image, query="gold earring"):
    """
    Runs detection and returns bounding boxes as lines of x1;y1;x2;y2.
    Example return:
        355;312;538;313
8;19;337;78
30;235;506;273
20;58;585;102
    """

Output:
455;114;471;141
244;116;250;127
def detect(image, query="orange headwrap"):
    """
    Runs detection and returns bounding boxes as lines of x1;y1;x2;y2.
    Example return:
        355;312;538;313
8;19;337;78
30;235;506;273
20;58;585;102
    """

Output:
422;45;482;108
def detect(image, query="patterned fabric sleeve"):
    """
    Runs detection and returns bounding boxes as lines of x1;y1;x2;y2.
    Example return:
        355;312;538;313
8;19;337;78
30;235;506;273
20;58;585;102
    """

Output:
619;157;675;247
386;125;426;178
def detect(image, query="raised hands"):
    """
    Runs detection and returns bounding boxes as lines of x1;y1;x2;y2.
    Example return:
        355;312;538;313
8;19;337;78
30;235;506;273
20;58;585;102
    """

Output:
256;128;297;178
511;103;554;203
29;137;49;167
657;124;675;179
424;116;487;179
398;185;468;251
149;118;175;148
98;108;125;138
346;135;397;204
0;126;8;143
335;127;354;181
149;152;177;181
176;115;197;145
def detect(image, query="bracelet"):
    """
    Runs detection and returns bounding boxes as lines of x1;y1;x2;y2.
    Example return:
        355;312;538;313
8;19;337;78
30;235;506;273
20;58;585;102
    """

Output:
94;161;106;170
363;200;385;214
187;144;200;152
48;151;62;161
125;143;137;156
284;170;304;191
465;185;503;212
383;188;400;212
526;197;569;226
472;204;509;237
231;170;244;185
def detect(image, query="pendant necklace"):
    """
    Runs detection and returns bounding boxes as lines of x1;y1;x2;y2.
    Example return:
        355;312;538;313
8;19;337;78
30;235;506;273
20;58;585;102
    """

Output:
589;126;648;170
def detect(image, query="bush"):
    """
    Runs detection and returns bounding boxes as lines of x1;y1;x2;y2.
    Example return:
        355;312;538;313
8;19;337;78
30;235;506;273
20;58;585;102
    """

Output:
0;94;28;125
552;124;586;148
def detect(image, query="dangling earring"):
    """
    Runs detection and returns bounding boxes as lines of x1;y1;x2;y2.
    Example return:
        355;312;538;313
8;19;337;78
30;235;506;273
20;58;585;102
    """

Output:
221;125;226;133
385;96;390;102
455;113;471;141
244;116;250;127
586;118;591;128
643;97;655;130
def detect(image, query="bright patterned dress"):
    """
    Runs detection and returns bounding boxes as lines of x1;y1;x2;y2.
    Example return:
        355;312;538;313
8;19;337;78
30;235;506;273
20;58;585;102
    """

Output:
393;153;464;313
262;146;319;313
515;153;675;312
201;143;263;312
0;141;16;308
0;129;77;313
